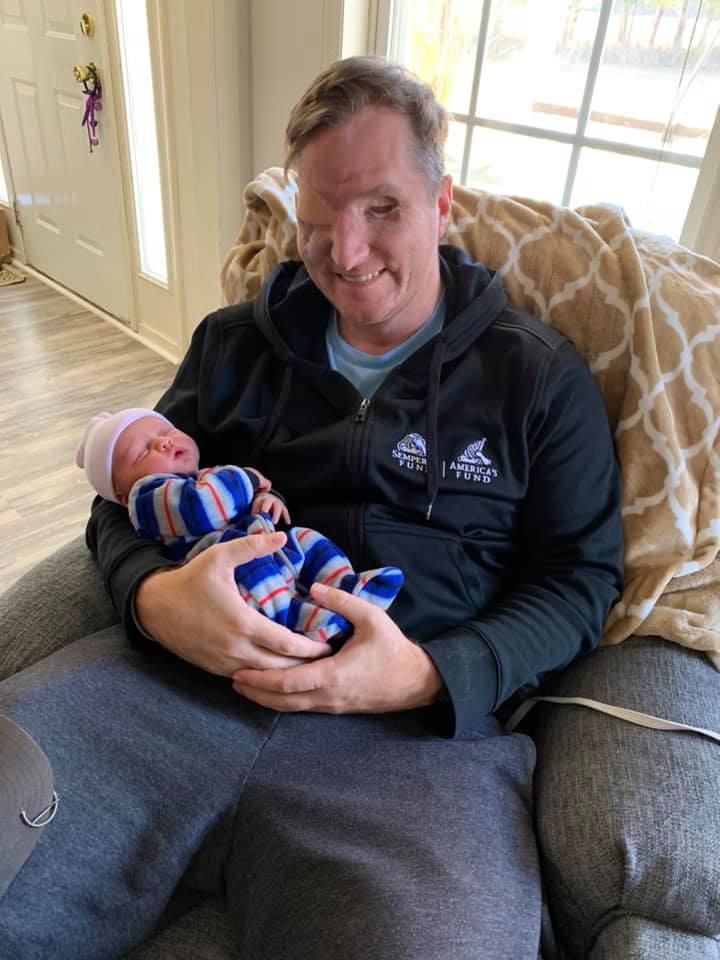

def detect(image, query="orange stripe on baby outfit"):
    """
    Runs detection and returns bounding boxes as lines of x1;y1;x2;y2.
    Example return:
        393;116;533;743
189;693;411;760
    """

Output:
297;529;313;542
196;479;229;525
305;605;322;632
323;565;351;584
162;483;179;538
258;585;291;607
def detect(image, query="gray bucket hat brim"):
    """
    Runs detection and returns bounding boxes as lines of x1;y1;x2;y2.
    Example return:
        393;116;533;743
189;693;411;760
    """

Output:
0;716;57;896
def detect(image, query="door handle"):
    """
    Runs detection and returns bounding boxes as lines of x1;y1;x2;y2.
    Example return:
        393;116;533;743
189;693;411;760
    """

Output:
73;62;100;86
80;12;95;38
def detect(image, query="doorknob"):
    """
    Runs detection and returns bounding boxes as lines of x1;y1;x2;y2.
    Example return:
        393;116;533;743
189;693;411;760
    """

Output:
80;12;95;37
73;62;100;87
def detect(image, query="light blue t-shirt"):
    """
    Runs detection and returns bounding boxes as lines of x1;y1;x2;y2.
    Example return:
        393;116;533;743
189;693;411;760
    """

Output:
326;293;446;398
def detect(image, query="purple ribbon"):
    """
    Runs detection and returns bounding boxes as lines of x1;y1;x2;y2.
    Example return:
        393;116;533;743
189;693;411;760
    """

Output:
81;87;102;153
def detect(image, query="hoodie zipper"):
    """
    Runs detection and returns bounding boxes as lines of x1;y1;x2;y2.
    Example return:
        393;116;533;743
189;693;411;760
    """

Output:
351;398;369;460
354;398;370;424
347;397;370;561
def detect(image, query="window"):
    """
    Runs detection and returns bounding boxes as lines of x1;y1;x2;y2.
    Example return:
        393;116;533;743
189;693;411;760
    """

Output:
115;0;168;284
388;0;720;241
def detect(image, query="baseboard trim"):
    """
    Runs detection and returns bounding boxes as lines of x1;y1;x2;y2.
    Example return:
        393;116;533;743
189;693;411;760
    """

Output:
11;259;181;365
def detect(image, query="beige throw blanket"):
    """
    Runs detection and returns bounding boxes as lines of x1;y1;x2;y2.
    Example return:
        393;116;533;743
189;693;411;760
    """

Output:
221;168;720;667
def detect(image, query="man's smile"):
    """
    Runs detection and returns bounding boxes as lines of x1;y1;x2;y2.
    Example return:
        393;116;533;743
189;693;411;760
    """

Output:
336;269;386;284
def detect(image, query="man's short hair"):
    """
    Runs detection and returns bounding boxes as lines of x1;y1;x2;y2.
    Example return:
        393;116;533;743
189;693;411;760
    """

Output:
285;56;448;189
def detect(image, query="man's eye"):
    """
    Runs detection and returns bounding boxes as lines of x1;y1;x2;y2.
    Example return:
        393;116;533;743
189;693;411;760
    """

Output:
369;203;397;218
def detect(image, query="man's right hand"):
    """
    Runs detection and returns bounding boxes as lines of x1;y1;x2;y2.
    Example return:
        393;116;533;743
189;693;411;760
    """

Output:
135;532;332;675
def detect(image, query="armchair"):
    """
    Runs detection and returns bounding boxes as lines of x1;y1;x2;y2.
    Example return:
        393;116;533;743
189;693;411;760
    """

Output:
2;170;718;959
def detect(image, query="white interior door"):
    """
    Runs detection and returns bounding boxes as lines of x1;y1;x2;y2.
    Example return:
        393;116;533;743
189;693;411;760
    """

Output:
0;0;131;320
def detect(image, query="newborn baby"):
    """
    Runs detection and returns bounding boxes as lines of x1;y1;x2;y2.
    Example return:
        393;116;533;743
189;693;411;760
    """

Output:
76;408;403;644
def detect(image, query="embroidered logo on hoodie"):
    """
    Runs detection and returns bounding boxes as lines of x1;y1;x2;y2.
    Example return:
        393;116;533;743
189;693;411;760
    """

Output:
392;434;499;485
392;433;428;473
449;440;498;484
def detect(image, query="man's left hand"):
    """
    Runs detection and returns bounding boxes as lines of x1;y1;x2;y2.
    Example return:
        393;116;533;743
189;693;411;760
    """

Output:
232;583;444;713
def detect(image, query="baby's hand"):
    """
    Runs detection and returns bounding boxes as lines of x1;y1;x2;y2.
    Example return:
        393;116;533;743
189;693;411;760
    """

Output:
245;467;272;493
252;492;290;525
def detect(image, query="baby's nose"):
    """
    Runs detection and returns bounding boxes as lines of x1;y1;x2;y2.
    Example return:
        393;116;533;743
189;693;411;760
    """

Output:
151;436;171;451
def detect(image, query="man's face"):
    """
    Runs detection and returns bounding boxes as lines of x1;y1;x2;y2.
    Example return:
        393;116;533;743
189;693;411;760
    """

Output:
296;107;452;353
111;416;199;505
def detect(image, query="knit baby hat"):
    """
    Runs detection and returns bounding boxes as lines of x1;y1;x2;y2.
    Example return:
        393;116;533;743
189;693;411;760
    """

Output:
76;408;171;503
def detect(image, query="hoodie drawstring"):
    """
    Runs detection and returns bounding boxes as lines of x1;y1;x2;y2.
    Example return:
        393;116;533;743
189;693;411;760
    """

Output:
424;335;447;521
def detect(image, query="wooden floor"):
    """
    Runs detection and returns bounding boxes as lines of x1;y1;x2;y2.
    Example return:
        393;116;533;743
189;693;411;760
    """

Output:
0;275;175;593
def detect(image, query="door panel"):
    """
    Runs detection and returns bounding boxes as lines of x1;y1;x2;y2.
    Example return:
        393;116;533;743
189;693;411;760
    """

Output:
1;2;26;27
0;1;131;320
43;1;74;36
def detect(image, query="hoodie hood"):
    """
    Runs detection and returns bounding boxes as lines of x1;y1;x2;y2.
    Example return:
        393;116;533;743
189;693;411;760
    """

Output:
253;244;508;367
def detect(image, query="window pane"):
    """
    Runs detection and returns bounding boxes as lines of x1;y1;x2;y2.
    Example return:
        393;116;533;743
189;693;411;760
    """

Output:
571;148;699;240
394;0;483;115
445;120;467;182
468;127;571;202
476;0;600;135
115;0;168;284
587;2;720;158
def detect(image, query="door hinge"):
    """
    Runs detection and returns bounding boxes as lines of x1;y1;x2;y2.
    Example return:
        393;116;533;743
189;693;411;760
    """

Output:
12;201;22;229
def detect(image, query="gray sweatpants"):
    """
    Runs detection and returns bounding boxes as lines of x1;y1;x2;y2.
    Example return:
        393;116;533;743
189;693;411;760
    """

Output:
0;627;541;960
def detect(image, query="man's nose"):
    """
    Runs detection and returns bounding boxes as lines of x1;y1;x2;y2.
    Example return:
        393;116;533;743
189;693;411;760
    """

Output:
331;211;370;273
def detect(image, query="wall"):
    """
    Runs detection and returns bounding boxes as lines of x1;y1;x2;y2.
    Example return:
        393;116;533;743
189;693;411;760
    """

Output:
249;0;372;172
164;0;254;335
682;105;720;262
251;0;338;172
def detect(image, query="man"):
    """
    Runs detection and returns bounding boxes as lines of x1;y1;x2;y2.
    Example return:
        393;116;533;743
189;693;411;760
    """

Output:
0;57;622;959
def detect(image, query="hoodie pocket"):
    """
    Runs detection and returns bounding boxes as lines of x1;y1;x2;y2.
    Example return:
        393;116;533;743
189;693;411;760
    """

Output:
363;516;492;641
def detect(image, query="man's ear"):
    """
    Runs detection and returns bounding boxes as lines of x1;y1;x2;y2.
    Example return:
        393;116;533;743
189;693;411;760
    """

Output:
436;174;453;239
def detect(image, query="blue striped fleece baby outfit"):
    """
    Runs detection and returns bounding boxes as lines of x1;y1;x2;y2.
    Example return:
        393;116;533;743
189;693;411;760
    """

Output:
128;465;403;644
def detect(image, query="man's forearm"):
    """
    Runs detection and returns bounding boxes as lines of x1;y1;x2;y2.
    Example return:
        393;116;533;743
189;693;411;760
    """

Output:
87;495;175;642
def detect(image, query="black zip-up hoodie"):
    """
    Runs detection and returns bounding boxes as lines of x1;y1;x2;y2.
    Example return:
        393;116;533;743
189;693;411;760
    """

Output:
88;246;623;737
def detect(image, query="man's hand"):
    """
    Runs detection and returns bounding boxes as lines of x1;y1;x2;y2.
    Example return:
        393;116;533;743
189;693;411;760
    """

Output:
232;583;444;713
135;533;332;675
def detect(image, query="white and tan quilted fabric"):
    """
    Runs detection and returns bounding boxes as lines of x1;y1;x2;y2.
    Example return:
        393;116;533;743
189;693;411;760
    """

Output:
220;168;720;667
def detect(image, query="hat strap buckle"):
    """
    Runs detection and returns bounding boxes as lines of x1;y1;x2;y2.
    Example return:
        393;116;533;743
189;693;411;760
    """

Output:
20;791;59;828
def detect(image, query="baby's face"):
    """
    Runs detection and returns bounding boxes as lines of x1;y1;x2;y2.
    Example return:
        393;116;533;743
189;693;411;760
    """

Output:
112;416;200;504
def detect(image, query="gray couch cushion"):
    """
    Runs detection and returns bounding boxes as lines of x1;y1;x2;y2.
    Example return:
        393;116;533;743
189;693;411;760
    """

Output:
589;915;720;960
0;536;119;680
532;637;720;958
